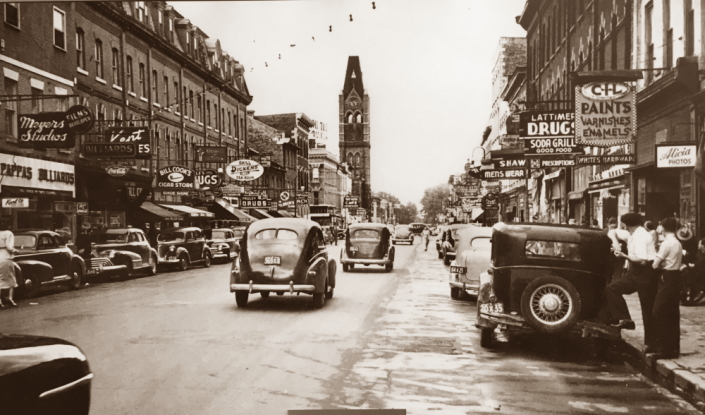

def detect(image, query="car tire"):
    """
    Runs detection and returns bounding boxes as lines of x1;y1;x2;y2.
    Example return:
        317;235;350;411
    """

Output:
235;291;249;307
68;264;83;290
22;271;40;299
203;251;212;268
325;282;334;299
385;263;393;272
260;291;270;299
480;328;494;348
147;254;158;276
342;264;349;272
349;263;355;270
276;292;285;296
177;255;189;272
312;292;325;309
450;286;461;300
443;253;451;266
437;250;443;259
520;276;582;334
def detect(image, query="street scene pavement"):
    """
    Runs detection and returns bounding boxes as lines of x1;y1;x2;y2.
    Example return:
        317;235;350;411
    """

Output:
0;240;699;414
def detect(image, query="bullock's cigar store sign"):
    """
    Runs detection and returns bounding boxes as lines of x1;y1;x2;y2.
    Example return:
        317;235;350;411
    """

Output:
520;110;582;155
157;165;195;191
576;81;636;147
18;105;94;149
656;144;697;168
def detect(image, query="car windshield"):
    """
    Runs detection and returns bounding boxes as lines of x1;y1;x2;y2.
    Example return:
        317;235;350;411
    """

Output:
254;229;298;240
158;232;185;242
525;240;581;261
233;229;244;238
353;229;380;239
212;230;228;240
395;226;410;233
14;235;36;249
95;231;129;244
471;237;492;249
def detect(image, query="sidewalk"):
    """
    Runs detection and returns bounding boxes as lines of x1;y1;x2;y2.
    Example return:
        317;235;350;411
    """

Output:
623;293;705;410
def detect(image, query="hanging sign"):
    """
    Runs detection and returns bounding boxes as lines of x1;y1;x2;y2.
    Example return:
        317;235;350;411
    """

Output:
105;166;129;177
297;194;309;204
241;195;269;208
280;191;290;201
576;81;636;147
656;144;696;168
225;159;264;181
520;110;574;139
480;169;525;180
575;154;636;166
195;146;228;163
493;159;527;170
196;169;222;189
530;158;576;168
344;195;359;208
481;193;498;210
77;202;89;215
156;165;195;189
356;208;367;216
524;137;582;156
65;105;94;133
1;198;29;208
17;105;94;149
82;142;137;158
106;127;151;158
261;155;272;168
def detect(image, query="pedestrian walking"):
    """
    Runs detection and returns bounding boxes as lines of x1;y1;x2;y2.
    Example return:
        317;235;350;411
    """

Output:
331;223;338;246
421;227;431;251
600;213;659;353
0;221;18;307
651;217;683;359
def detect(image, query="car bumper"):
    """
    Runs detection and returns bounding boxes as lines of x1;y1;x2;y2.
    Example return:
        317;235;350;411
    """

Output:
85;265;126;277
159;256;181;264
392;238;413;243
449;280;479;294
341;252;392;265
230;282;316;293
211;251;231;259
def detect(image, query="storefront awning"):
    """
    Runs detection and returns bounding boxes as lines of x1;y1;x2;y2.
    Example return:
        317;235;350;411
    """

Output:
213;198;257;222
309;213;331;218
159;204;215;218
139;202;183;221
251;209;274;219
278;210;296;218
471;208;484;221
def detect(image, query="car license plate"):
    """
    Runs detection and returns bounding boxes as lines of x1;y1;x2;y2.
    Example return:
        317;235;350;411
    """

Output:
350;246;358;252
264;256;281;265
450;266;466;274
86;269;98;275
480;303;504;314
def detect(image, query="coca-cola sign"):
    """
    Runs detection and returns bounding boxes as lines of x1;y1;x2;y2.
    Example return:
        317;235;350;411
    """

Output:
656;144;696;168
105;166;129;177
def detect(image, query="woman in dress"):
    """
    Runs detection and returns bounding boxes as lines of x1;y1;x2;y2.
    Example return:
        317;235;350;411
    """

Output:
0;220;17;307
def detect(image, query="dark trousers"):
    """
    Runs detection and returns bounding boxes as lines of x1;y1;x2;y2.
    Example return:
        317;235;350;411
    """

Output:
602;262;658;348
610;258;627;284
653;270;682;355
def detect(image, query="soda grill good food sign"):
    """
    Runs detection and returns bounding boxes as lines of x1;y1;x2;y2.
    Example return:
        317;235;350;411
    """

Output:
344;195;359;208
656;144;697;168
18;105;94;149
520;110;582;155
156;166;195;189
226;160;264;181
576;81;636;147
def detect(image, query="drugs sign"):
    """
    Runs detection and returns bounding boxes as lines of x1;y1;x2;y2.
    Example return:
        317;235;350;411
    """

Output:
520;110;574;139
576;81;636;147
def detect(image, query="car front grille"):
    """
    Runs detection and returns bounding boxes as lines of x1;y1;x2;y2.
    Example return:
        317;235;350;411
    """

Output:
90;257;113;269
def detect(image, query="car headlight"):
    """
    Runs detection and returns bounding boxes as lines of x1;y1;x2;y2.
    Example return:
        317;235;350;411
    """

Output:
169;246;176;252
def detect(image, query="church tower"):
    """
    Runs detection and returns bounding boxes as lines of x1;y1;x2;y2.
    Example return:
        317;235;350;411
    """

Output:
339;56;371;212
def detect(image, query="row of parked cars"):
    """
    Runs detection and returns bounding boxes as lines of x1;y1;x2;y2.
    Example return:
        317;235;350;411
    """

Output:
434;220;619;348
10;225;246;299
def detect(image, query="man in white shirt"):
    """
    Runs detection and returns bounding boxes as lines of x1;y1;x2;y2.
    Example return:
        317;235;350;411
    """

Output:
601;213;659;352
651;217;683;359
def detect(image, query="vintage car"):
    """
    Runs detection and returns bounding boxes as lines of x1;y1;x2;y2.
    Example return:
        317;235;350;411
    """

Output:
342;223;395;272
230;218;336;308
77;228;158;279
157;227;212;271
207;228;240;262
409;222;426;235
475;222;615;348
391;224;414;245
449;225;493;299
0;333;93;415
440;223;472;265
434;225;449;257
13;231;86;299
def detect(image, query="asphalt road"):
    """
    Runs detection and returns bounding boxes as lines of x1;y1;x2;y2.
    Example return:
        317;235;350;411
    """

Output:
0;238;699;414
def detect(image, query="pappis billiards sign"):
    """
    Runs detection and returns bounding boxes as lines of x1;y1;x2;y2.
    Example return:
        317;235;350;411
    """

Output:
156;165;195;190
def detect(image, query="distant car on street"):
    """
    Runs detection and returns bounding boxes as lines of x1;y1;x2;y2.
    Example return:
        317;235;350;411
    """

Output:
207;228;240;262
434;225;449;257
78;228;158;279
409;223;426;235
13;230;86;298
440;223;472;265
391;224;414;245
448;226;493;299
230;218;336;308
157;227;212;271
342;223;395;272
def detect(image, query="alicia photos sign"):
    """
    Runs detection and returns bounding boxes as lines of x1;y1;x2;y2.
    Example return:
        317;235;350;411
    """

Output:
18;105;94;149
576;81;636;147
656;144;697;168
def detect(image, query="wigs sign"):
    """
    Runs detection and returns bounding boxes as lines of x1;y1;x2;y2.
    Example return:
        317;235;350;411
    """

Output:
576;82;636;147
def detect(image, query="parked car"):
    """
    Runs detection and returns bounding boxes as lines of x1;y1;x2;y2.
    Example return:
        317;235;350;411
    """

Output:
230;218;336;308
13;230;86;299
207;228;240;262
434;225;449;257
157;227;212;271
0;333;93;415
231;226;246;243
341;223;395;272
475;222;614;348
78;228;158;279
391;224;414;245
409;223;426;235
440;223;472;265
449;226;493;299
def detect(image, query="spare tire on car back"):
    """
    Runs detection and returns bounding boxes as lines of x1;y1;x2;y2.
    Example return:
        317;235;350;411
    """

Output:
520;276;582;334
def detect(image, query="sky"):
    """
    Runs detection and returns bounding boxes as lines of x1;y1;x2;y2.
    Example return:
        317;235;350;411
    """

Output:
174;0;528;205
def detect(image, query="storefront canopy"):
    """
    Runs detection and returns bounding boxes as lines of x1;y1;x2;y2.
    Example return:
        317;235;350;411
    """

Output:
159;204;215;218
139;202;183;221
471;208;484;221
251;209;274;219
277;211;296;218
213;198;257;223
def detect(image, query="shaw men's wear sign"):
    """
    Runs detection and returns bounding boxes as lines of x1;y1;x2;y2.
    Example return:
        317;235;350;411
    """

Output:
519;110;574;139
480;169;525;180
656;144;697;168
226;160;264;181
157;165;195;190
576;81;636;147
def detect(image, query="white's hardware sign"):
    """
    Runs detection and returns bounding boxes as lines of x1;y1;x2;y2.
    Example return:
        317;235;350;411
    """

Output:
1;198;29;208
226;160;264;181
656;145;696;168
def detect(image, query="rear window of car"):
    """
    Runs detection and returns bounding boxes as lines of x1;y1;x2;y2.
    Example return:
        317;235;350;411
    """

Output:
233;229;244;238
212;230;228;240
254;229;298;240
395;226;410;232
14;235;36;249
158;232;185;242
525;240;581;261
353;229;380;239
471;237;492;249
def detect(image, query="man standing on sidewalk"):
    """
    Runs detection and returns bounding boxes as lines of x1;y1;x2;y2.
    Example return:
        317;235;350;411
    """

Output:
601;213;659;353
651;217;683;359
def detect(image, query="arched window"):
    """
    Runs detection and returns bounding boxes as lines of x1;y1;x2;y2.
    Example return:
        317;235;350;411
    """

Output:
354;152;361;167
355;112;362;123
346;112;354;123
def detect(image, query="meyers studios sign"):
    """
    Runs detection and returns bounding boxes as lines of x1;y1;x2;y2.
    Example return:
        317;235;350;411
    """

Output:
18;105;94;149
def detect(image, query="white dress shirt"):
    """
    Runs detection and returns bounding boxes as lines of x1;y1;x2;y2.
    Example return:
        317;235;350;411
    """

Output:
628;226;657;262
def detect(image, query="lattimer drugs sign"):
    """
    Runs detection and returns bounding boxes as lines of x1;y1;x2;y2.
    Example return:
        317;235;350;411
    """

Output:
520;110;574;139
576;81;636;147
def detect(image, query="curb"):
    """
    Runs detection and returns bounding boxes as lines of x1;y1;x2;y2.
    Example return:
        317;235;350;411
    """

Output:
617;338;705;412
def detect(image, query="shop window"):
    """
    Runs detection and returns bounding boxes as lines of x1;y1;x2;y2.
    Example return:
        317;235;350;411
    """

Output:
4;77;17;139
4;3;19;28
53;7;65;50
76;28;85;69
93;39;103;80
126;56;133;93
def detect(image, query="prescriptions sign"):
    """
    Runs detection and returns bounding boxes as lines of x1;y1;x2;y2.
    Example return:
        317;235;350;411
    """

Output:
576;81;636;147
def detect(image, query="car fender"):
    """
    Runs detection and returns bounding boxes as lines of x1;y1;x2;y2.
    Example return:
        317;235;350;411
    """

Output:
14;260;53;283
307;256;328;293
70;255;86;275
148;247;158;259
176;247;190;261
111;251;142;267
387;245;395;261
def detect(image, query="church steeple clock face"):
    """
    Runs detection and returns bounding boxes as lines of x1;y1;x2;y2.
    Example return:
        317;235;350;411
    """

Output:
345;98;361;112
